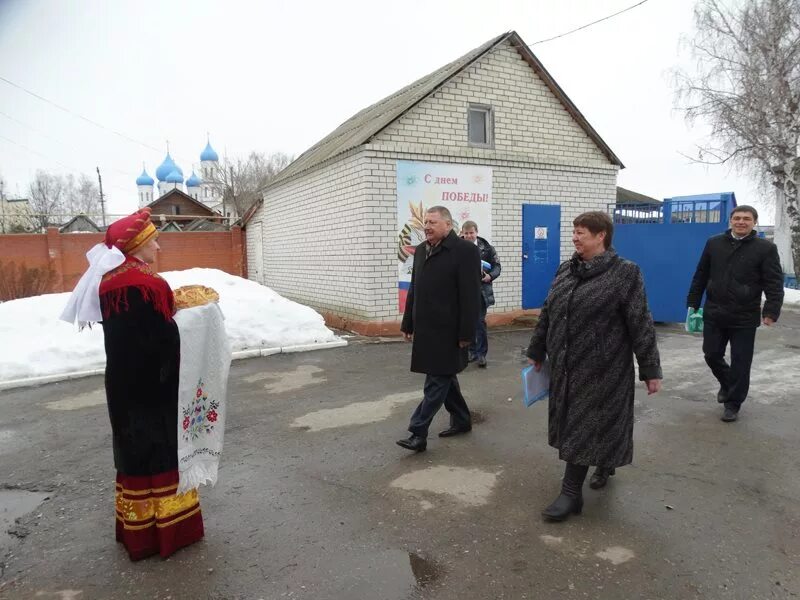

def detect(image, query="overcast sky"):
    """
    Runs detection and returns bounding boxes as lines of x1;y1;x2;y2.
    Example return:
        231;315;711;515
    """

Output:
0;0;770;222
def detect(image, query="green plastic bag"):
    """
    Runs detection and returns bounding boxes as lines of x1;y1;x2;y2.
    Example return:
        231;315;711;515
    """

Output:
685;308;704;333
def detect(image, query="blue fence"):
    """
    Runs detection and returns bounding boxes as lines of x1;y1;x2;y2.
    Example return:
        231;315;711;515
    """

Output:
610;193;736;323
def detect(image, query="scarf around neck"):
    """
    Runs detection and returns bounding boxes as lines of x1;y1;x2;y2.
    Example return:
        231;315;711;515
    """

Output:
98;256;175;321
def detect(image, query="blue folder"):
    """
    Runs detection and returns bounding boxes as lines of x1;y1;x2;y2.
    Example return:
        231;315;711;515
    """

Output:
521;362;550;407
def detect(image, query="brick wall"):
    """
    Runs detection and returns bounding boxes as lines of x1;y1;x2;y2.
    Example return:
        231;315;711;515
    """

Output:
248;38;618;323
0;227;245;296
248;150;385;320
373;41;610;166
358;154;616;319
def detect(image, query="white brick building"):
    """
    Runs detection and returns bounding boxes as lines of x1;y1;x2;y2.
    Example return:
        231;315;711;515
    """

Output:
244;31;622;333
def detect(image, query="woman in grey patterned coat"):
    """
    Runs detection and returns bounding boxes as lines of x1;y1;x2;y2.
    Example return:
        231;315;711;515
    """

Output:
526;211;662;522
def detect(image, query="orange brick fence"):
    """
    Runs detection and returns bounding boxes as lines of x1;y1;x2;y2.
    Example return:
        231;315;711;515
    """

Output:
0;226;245;298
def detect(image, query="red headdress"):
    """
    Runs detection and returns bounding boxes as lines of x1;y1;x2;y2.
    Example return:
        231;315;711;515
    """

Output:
105;207;158;254
98;208;175;321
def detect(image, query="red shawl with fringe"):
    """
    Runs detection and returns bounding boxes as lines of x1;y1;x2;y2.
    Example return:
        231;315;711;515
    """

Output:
99;257;175;321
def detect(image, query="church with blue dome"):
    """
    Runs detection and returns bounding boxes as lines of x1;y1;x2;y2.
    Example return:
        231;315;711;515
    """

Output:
136;138;223;212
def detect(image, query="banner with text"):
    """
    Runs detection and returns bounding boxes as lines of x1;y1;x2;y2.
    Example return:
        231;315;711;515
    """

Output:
396;160;493;311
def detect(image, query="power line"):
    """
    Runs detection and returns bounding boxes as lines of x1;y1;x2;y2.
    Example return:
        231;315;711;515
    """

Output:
0;109;140;179
531;0;652;45
0;133;132;196
0;74;163;154
0;75;197;171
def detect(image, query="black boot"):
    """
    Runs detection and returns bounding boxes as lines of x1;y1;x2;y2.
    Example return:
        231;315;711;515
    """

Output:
396;435;427;452
542;463;588;522
589;467;616;490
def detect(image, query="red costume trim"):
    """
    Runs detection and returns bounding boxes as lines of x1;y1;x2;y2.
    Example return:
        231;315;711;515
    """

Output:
115;470;204;561
99;257;175;321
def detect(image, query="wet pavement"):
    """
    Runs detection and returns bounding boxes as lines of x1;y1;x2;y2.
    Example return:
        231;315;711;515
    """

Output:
1;311;799;599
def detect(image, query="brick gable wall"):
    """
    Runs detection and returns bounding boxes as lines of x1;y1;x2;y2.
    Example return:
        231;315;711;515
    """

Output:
249;40;618;324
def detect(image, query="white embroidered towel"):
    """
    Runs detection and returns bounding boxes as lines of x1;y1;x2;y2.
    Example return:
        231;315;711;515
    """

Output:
174;302;231;494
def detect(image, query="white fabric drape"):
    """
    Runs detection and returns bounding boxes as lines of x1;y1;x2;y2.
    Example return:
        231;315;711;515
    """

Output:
59;243;125;328
174;302;232;494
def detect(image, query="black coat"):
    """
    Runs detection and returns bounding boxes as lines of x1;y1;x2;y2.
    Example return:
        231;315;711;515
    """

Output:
687;230;784;328
527;250;662;468
102;287;180;476
476;236;501;307
401;230;481;375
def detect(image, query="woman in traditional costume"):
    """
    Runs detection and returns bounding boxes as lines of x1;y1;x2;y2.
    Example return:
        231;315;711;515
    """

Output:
61;207;204;560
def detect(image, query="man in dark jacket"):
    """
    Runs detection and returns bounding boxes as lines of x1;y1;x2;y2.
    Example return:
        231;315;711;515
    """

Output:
461;221;501;368
397;206;481;452
687;205;784;422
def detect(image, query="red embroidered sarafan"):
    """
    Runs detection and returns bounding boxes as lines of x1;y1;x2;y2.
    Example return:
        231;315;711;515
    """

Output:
99;257;176;321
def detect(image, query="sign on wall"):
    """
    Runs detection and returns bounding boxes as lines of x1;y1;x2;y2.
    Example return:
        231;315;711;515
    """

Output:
396;160;493;311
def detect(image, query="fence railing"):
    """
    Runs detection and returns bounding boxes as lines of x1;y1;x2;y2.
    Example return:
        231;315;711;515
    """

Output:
0;212;237;234
609;199;731;225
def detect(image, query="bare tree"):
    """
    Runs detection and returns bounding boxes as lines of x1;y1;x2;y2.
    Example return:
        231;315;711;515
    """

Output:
206;151;292;218
675;0;800;279
64;174;101;216
27;171;65;231
26;170;101;232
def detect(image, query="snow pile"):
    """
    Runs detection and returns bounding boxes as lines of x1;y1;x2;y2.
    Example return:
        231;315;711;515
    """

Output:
0;268;338;383
785;287;800;307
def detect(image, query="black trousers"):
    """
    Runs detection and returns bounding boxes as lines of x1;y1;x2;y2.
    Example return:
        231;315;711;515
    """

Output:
702;321;757;411
408;374;471;438
469;297;488;359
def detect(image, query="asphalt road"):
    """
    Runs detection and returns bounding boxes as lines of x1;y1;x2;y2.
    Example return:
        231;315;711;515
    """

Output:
1;312;799;600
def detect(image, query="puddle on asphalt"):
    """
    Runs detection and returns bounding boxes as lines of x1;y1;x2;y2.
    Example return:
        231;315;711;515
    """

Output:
408;552;443;588
390;466;500;506
318;548;443;598
291;391;420;431
244;364;325;393
0;489;49;550
45;389;105;411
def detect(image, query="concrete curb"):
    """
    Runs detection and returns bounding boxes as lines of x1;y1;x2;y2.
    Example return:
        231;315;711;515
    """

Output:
0;339;349;392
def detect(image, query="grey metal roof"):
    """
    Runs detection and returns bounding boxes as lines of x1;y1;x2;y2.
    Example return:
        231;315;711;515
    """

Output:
268;31;622;189
58;214;101;233
616;186;660;205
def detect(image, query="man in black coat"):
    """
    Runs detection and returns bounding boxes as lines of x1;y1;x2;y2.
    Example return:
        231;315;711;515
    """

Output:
687;205;784;422
397;206;481;452
461;221;501;368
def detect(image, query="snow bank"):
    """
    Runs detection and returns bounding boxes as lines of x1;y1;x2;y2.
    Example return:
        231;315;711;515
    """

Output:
0;268;339;383
785;287;800;307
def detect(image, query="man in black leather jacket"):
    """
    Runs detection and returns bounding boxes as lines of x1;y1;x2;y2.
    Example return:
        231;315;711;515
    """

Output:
461;221;501;368
687;205;784;422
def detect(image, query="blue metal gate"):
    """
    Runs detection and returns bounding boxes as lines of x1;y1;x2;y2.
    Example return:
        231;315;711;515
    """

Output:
522;204;561;309
612;193;736;322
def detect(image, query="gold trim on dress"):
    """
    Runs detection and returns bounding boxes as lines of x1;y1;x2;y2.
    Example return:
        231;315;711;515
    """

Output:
156;506;201;529
154;489;199;519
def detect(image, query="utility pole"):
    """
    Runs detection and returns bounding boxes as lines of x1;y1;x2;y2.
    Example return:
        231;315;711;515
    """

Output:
229;165;235;224
0;177;6;234
96;166;106;227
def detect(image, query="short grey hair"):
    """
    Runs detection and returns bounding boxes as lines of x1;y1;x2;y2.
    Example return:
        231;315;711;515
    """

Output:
426;205;453;223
